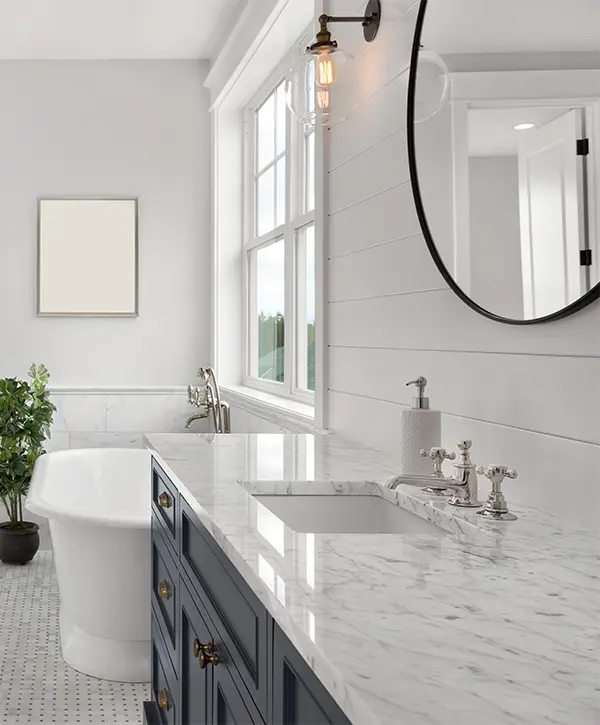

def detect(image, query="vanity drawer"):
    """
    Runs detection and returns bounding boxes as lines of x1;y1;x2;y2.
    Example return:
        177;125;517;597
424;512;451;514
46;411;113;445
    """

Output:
151;615;179;725
179;498;268;719
152;459;178;544
152;524;178;668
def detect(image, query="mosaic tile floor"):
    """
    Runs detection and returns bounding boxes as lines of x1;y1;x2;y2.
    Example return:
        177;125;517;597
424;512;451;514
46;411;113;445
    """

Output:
0;553;149;724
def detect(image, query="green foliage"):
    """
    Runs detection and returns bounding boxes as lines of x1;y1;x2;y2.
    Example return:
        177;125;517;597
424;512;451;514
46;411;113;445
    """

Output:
258;312;285;383
258;313;316;391
0;364;56;527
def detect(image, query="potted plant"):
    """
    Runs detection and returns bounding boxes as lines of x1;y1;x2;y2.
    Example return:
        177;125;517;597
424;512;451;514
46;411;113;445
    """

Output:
0;363;56;565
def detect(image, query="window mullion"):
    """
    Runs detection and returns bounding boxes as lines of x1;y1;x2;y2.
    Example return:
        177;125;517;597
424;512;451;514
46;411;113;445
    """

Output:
246;249;257;378
246;225;286;252
296;230;308;391
243;109;254;380
284;92;294;396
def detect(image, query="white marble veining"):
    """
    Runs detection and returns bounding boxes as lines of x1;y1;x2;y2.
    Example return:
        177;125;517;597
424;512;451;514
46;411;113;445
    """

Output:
145;433;600;725
68;432;145;449
50;390;196;436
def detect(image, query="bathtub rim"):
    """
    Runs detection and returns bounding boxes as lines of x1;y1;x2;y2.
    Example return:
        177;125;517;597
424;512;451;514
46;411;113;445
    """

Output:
26;448;151;529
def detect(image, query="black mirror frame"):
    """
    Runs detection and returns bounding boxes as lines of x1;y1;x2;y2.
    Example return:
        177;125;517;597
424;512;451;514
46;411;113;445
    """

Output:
406;0;600;325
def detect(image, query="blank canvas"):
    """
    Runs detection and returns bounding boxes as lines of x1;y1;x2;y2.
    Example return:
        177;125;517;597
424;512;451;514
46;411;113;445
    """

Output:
38;198;138;316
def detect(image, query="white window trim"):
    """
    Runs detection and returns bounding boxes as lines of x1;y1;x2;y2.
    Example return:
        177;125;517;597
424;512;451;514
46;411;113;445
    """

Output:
221;384;327;434
209;0;328;430
242;56;317;408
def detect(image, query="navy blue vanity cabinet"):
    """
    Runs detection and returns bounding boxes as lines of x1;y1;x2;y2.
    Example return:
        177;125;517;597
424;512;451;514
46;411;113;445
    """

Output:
145;457;354;725
151;611;179;725
179;572;265;725
179;498;269;719
272;625;352;725
179;576;211;725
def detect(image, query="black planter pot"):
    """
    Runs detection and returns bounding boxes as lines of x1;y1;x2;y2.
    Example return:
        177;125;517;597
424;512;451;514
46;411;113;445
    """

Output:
0;522;40;565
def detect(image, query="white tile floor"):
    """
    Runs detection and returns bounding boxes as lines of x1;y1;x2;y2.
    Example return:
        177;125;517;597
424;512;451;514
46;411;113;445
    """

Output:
0;553;149;724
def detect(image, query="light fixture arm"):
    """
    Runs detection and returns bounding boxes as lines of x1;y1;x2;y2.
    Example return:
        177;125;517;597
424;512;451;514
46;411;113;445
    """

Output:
320;14;378;27
311;0;381;48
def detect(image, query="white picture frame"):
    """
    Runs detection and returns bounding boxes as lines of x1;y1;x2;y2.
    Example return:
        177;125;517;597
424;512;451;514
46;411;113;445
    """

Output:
37;197;139;317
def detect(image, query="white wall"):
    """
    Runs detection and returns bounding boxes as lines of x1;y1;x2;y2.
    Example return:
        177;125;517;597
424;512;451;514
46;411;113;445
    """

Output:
0;60;211;387
469;155;524;318
325;0;600;527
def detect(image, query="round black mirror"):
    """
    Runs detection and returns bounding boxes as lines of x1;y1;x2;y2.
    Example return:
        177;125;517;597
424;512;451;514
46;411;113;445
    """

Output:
407;0;600;324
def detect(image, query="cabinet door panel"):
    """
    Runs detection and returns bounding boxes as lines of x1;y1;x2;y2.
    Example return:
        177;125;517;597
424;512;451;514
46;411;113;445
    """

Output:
273;625;351;725
180;578;212;725
180;499;268;717
213;664;262;725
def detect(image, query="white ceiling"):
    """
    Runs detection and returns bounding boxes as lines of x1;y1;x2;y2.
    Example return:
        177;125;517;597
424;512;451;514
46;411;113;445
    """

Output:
422;0;600;55
468;107;573;156
0;0;244;59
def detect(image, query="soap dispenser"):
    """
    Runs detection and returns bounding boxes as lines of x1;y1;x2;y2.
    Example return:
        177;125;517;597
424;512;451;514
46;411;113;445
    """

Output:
399;377;442;476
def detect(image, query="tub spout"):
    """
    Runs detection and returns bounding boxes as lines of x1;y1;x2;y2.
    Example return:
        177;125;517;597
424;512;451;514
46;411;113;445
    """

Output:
185;410;208;429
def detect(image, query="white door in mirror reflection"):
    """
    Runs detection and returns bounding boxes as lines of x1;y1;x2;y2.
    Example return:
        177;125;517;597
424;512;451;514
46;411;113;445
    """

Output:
518;109;587;318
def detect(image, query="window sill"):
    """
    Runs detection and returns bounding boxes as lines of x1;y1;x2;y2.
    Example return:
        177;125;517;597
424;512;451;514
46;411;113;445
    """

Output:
221;385;325;434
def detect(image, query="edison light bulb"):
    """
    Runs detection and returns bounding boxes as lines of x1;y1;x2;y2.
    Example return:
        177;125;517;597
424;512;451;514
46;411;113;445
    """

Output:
316;88;330;110
316;55;336;87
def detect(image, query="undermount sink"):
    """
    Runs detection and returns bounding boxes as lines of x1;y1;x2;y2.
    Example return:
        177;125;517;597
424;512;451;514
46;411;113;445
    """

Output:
252;494;446;536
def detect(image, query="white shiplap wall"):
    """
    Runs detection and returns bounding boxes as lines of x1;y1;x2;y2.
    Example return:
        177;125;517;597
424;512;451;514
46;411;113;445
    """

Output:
325;0;600;526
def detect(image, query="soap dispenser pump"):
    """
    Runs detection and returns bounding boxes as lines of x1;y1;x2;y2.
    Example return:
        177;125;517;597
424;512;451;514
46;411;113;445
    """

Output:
399;376;442;476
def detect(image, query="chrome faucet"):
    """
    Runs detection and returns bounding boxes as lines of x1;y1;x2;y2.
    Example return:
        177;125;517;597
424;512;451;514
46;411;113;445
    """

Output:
386;440;482;508
185;367;231;434
185;383;209;429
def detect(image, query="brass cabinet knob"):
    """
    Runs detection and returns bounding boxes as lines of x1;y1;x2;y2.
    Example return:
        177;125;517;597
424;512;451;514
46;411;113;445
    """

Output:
158;688;170;711
199;643;220;669
158;492;171;509
158;580;171;600
193;639;201;658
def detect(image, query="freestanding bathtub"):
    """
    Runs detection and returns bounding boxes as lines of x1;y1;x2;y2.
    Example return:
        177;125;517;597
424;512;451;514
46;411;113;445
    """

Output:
26;448;151;683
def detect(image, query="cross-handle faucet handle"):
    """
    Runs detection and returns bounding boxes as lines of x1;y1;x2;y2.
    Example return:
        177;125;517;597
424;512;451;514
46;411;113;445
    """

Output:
476;465;519;521
476;465;518;489
187;384;206;407
420;447;456;478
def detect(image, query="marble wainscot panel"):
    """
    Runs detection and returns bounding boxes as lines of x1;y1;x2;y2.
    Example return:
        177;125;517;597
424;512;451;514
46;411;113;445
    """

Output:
145;433;600;725
49;388;204;440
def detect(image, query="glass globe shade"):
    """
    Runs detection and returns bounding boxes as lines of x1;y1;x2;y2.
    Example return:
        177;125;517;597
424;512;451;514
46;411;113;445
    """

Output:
413;48;450;124
285;44;353;128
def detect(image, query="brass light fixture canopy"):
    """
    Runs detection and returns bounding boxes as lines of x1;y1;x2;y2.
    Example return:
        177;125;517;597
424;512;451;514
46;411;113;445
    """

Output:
307;0;381;53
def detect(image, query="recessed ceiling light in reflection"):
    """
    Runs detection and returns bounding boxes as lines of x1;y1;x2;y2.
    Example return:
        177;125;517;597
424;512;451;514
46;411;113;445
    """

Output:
514;123;535;131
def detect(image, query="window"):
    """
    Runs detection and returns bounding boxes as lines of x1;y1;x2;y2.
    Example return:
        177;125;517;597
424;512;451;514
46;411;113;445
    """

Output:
245;75;316;402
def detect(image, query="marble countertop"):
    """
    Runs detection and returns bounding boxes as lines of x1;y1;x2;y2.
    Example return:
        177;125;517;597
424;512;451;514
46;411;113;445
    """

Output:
145;433;599;725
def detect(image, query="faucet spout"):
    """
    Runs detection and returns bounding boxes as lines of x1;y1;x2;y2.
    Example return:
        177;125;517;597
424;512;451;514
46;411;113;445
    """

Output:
185;410;208;429
386;440;482;509
385;473;446;490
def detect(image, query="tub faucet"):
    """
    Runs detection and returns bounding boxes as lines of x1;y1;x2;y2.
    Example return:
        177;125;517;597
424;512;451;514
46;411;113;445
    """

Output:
186;367;231;434
386;440;482;508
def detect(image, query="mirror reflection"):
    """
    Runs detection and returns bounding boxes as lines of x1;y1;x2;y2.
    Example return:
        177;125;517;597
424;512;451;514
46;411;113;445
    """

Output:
412;0;600;321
